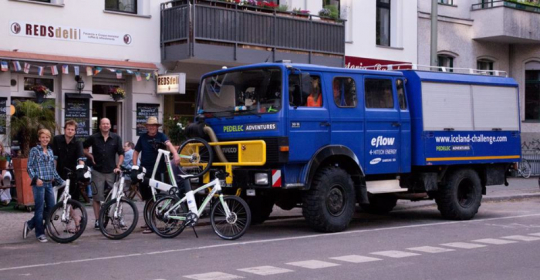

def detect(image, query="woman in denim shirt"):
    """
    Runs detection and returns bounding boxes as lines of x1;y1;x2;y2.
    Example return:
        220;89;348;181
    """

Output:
23;129;65;243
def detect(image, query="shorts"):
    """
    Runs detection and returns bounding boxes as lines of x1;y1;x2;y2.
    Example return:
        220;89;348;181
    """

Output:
91;170;116;202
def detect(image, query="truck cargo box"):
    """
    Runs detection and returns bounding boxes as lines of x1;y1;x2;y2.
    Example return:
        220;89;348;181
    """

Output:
401;70;521;166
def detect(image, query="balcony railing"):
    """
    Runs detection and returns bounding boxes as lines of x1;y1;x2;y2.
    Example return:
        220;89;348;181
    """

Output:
160;0;345;65
472;0;540;13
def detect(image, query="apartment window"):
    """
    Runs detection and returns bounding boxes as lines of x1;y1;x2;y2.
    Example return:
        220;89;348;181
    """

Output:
323;0;340;18
105;0;137;14
525;69;540;121
477;59;494;75
438;55;454;72
439;0;453;5
376;0;391;46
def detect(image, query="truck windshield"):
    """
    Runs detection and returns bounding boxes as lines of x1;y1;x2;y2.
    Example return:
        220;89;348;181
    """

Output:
198;68;282;116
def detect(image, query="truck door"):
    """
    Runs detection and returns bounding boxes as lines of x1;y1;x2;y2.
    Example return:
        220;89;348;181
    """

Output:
364;76;401;174
287;72;330;163
328;75;364;159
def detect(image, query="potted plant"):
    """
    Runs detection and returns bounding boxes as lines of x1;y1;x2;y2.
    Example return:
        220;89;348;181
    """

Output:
163;115;189;146
10;100;56;210
31;85;52;104
0;154;8;170
110;87;126;101
318;5;339;22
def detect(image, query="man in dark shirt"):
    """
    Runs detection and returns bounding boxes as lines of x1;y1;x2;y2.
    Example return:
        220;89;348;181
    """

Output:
51;120;84;202
83;118;124;229
133;116;180;233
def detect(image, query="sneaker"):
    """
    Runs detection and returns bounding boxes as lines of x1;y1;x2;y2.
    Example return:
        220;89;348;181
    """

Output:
22;222;30;239
37;235;48;243
94;220;100;230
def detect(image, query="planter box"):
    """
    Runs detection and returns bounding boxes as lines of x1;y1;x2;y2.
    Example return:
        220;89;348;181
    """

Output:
13;158;33;208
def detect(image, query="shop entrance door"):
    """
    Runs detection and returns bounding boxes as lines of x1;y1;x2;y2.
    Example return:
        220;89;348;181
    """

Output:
92;101;122;135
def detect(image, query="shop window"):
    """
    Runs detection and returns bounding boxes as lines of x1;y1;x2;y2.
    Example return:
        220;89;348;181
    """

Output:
24;77;54;92
525;69;540;121
376;0;391;46
105;0;137;14
332;77;357;107
438;55;454;72
365;78;394;109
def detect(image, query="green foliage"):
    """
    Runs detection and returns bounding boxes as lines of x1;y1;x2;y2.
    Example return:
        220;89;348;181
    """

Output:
10;100;56;157
163;115;189;145
277;4;288;12
324;4;339;20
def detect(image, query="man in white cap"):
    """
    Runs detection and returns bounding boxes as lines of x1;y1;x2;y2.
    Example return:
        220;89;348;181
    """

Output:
132;116;180;233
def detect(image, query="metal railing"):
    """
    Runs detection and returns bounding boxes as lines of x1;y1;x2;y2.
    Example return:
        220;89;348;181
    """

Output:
161;0;345;58
472;0;540;13
522;149;540;176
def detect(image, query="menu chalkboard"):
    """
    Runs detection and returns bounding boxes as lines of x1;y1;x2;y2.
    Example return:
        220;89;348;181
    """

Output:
137;103;160;135
0;98;6;135
65;97;90;141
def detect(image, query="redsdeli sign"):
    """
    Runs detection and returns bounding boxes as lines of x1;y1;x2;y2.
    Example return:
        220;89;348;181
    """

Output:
9;21;132;46
157;73;186;94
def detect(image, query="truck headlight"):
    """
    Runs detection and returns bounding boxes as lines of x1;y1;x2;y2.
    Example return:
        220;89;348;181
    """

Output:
254;173;268;185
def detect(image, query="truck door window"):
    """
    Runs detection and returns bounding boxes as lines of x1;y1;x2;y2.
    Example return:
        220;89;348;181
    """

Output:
333;77;357;107
289;73;322;107
396;79;407;110
365;78;394;109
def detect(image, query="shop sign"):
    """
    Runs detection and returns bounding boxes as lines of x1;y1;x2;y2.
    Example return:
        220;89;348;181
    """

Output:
136;103;160;135
65;97;90;141
9;21;133;46
345;56;412;70
157;73;186;94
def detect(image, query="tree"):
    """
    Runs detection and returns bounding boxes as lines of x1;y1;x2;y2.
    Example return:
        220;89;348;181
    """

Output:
10;100;56;157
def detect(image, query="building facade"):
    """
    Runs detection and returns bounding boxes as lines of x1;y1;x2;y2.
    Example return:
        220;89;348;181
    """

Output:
418;0;540;148
160;0;418;121
0;0;166;150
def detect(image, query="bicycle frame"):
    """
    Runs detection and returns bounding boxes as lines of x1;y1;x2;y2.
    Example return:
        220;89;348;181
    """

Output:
148;149;178;201
163;177;231;221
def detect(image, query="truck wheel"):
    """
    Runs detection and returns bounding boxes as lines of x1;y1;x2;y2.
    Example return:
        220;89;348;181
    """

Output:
302;167;355;232
436;169;482;220
361;194;398;214
246;196;274;225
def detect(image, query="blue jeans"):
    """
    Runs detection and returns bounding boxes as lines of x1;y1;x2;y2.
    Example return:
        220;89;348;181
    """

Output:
27;182;56;238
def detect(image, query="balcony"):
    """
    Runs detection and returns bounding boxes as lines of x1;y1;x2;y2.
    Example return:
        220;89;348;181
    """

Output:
471;0;540;43
160;1;345;67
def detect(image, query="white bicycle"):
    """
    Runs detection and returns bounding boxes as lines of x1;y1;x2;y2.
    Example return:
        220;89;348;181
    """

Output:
46;161;90;243
149;138;251;240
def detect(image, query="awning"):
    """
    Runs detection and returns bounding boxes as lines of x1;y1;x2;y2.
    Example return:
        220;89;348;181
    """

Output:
0;50;157;71
65;93;93;99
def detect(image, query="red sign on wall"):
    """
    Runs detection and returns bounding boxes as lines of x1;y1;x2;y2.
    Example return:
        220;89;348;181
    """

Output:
345;56;412;70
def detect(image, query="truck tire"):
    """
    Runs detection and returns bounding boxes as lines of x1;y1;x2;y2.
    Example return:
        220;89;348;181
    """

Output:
361;194;398;214
246;196;274;225
302;167;355;232
436;169;482;220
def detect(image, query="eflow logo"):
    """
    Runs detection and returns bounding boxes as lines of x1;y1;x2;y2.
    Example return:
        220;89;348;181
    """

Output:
371;136;396;148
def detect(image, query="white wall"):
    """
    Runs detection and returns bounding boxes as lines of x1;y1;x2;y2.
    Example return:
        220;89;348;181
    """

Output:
0;0;166;64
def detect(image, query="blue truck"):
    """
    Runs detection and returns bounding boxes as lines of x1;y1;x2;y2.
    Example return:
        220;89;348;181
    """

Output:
187;62;521;232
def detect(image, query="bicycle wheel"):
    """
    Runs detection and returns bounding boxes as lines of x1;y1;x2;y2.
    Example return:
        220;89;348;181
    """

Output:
99;198;139;240
211;196;251;240
143;193;166;228
149;195;187;238
46;199;88;243
520;158;532;179
177;138;214;177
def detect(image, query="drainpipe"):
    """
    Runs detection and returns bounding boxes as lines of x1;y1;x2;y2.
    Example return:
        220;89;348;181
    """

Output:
430;0;438;67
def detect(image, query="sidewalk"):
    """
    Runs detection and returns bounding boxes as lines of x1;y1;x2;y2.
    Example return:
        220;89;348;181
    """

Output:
0;178;538;245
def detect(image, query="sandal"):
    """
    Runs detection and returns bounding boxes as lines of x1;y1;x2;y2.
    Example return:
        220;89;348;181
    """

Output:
142;228;153;234
141;225;149;229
